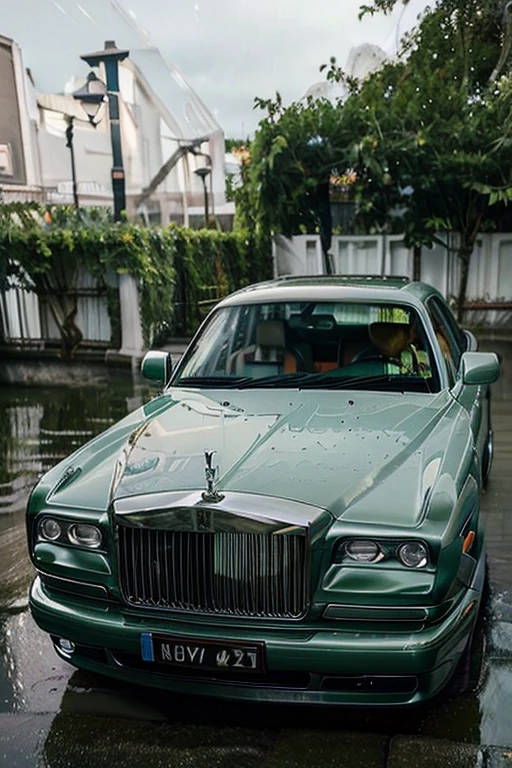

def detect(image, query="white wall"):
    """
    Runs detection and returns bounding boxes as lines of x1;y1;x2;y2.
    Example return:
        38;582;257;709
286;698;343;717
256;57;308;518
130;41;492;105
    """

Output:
36;59;226;222
274;234;512;327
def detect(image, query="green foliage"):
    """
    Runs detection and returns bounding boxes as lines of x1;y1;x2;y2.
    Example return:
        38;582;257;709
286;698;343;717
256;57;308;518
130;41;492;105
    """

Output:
169;226;272;337
246;93;351;239
358;0;402;18
0;204;272;353
343;0;512;314
225;138;250;152
238;0;512;314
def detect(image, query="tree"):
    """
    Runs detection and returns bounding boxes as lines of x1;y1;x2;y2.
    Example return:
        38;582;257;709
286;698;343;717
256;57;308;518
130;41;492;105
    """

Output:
242;92;355;272
241;0;512;316
340;0;512;316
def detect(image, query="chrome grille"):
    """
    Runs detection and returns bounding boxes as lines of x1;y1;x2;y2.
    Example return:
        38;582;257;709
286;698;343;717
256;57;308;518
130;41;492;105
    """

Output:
118;527;309;618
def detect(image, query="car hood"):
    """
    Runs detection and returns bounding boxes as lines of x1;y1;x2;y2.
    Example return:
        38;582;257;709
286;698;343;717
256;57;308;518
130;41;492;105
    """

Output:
50;387;460;528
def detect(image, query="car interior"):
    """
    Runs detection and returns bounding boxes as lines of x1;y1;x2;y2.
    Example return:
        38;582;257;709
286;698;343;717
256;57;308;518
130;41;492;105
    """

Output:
177;301;440;391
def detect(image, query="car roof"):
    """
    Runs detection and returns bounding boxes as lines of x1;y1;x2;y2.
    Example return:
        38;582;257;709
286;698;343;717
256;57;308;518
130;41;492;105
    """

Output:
217;276;442;310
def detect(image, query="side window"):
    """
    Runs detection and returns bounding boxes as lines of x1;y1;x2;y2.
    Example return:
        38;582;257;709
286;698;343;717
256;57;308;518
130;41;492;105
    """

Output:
427;297;465;373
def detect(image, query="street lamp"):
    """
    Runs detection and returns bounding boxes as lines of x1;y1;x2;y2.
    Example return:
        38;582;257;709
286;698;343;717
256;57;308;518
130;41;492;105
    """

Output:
64;74;106;209
73;71;106;125
194;166;211;228
80;41;129;222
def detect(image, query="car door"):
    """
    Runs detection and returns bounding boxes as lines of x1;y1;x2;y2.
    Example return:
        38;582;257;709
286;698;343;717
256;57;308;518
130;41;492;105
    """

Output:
427;297;488;472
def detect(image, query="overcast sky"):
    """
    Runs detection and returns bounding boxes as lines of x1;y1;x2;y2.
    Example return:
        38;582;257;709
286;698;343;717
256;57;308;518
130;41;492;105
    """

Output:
119;0;430;136
1;0;429;138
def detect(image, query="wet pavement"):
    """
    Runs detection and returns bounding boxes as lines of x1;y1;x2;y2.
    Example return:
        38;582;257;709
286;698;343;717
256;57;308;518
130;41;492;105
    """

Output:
0;380;511;767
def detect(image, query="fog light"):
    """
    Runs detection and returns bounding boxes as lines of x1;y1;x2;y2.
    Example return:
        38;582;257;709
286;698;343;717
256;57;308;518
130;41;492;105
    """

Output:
39;518;62;542
57;638;75;654
345;540;382;563
397;541;429;568
68;524;102;549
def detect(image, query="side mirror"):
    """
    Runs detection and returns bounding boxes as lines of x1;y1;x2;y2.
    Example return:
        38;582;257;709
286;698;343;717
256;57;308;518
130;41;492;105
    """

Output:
460;352;500;386
141;351;172;384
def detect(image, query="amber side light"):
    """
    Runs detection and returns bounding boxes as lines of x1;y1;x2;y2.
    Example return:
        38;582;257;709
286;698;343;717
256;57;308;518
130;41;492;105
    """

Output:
463;531;475;553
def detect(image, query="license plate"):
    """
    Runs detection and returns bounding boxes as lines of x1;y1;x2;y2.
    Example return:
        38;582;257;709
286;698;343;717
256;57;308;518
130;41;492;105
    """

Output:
141;633;264;672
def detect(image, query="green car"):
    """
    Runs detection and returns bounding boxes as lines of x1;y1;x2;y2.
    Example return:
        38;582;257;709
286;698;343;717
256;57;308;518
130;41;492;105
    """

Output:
27;277;501;706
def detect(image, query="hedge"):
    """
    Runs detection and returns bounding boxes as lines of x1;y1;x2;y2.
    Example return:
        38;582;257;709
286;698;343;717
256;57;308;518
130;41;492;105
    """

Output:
0;204;272;356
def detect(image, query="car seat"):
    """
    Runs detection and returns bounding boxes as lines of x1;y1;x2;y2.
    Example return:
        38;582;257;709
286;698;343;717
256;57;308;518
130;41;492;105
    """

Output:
231;320;302;377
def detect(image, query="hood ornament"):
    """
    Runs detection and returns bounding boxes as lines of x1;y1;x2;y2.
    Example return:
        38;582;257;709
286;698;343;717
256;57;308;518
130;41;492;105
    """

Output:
202;450;224;503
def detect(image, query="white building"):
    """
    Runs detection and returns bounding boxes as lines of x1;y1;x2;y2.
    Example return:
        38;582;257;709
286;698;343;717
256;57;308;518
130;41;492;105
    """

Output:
0;0;230;225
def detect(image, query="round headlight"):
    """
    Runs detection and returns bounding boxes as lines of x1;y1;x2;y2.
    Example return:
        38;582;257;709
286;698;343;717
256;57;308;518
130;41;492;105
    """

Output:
345;539;382;563
39;518;62;542
397;541;428;568
68;524;102;549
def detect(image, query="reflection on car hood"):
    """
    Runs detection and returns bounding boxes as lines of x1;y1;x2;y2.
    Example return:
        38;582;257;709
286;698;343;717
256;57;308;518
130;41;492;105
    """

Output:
107;388;457;528
48;387;462;527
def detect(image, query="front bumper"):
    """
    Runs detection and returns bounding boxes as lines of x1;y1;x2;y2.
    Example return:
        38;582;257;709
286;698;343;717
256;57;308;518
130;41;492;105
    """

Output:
29;565;484;707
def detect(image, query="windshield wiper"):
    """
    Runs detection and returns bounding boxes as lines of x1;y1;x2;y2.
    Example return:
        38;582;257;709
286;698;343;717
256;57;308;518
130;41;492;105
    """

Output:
175;376;250;388
299;374;395;390
235;373;312;389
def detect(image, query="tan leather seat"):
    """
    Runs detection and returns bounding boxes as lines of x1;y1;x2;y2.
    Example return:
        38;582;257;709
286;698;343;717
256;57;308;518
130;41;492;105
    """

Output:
254;320;298;373
229;320;299;375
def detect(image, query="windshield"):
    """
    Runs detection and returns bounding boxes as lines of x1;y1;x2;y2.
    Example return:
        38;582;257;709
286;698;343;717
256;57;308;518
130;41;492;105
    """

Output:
173;301;440;392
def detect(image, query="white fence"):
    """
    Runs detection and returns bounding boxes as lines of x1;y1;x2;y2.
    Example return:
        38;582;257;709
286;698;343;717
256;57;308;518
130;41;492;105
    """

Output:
273;233;512;328
3;233;512;346
1;271;144;358
0;270;112;345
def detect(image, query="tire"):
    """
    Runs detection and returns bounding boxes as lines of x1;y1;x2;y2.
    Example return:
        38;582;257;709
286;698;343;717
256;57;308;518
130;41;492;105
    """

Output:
482;395;493;490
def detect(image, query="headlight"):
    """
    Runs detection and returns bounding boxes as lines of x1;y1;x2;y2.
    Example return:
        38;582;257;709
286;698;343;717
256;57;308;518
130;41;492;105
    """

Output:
37;517;103;551
396;541;429;568
68;524;102;550
345;539;383;563
336;537;431;568
39;518;62;542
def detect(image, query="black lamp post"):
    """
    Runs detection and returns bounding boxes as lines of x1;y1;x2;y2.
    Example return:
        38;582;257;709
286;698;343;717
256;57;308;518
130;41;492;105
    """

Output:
64;116;80;209
66;73;106;209
80;41;129;221
194;166;211;228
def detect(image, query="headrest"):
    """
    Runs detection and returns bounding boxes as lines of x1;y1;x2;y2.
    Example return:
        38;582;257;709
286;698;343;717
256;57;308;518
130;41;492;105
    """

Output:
369;322;414;358
256;320;286;348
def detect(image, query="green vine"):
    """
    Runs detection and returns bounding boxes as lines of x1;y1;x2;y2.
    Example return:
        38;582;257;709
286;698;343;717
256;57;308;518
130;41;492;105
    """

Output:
0;204;272;354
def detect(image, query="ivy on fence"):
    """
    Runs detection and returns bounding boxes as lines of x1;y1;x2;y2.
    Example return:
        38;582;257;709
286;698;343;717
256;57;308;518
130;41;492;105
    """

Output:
0;204;272;357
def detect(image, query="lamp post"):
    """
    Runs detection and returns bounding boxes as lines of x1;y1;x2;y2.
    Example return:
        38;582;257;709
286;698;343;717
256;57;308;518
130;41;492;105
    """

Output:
80;41;129;222
66;73;105;209
194;166;211;228
64;117;79;209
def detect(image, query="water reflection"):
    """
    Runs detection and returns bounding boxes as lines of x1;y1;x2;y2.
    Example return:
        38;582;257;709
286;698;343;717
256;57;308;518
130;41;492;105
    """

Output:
0;378;150;717
0;383;511;763
0;383;144;515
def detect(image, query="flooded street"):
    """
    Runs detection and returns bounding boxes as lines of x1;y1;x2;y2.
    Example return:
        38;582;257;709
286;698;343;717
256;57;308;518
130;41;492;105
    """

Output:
1;379;511;767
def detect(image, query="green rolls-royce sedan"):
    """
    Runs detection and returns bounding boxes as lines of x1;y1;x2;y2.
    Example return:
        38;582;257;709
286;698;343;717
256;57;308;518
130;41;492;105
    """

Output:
27;276;501;706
